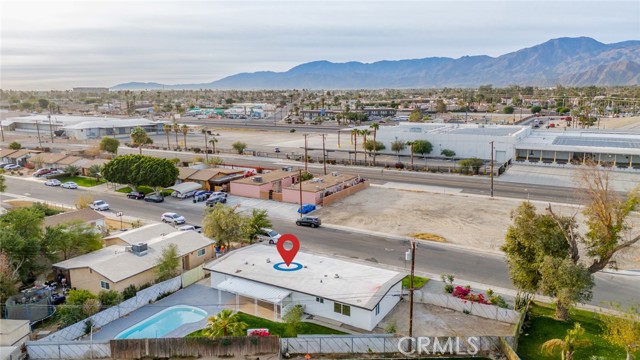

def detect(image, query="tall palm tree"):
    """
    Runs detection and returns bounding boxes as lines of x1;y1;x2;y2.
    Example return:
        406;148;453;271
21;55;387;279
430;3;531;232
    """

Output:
203;309;247;337
130;127;152;154
209;136;218;154
369;122;379;166
181;124;189;150
163;123;171;149
406;141;415;169
172;122;180;149
351;128;359;165
541;323;590;360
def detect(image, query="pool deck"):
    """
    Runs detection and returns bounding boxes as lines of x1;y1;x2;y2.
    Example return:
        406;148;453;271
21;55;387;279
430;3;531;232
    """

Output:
92;279;233;341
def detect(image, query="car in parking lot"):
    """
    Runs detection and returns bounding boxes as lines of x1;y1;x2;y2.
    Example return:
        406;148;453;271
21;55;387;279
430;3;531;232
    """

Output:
161;212;186;225
256;228;281;244
297;204;316;214
144;194;164;203
61;181;78;189
4;164;21;171
45;179;62;186
296;216;321;228
127;191;145;200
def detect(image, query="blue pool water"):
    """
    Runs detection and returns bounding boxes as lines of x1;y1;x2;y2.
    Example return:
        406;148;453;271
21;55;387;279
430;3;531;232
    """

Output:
115;305;207;339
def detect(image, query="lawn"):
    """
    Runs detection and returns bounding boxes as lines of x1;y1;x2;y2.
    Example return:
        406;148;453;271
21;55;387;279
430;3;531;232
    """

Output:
517;302;626;360
187;312;346;337
57;176;105;187
402;275;429;290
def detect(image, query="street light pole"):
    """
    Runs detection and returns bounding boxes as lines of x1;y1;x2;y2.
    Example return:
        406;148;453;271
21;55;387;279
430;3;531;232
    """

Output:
298;169;303;219
303;134;309;172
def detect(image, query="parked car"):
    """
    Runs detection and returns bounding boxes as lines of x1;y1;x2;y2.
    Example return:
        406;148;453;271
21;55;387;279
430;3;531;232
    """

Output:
127;191;145;200
297;204;317;214
206;195;227;207
89;200;110;211
4;164;21;171
193;190;213;202
144;193;164;203
44;179;62;186
33;168;53;177
0;163;10;169
45;170;64;178
256;228;281;244
176;190;197;199
161;212;186;225
296;216;322;228
178;225;203;233
61;181;78;189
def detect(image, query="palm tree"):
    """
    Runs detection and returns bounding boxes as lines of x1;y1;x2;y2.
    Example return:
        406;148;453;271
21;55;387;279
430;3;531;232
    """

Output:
247;209;272;244
406;141;415;168
369;122;379;166
203;309;247;337
87;164;102;183
209;136;218;154
391;140;406;162
163;123;171;149
130;127;152;154
181;124;189;150
351;128;359;165
541;323;591;360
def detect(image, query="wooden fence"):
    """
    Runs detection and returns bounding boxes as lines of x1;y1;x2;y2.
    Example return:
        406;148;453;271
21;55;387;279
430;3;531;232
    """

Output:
110;336;280;359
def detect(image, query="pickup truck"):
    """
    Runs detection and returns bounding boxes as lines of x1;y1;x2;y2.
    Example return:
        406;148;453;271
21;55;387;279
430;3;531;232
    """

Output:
89;200;110;211
178;225;203;233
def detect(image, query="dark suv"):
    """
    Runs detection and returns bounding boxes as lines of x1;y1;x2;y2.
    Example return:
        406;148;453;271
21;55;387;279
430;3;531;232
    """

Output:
296;216;321;228
127;191;145;200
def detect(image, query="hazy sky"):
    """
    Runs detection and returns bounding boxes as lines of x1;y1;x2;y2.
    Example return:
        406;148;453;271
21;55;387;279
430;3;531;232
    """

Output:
1;0;639;90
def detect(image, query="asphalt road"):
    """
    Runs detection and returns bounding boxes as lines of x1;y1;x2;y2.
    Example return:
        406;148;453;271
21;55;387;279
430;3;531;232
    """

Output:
3;176;638;308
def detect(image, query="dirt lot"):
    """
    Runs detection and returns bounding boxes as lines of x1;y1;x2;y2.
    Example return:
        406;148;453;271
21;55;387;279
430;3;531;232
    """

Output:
316;185;640;270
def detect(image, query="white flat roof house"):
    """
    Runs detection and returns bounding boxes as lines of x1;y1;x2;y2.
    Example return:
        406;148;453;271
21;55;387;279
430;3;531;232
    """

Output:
204;244;405;331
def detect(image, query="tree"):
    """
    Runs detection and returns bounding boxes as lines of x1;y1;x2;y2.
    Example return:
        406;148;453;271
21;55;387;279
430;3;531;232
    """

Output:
408;108;423;122
203;309;247;337
0;252;17;313
209;136;218;154
232;141;247;154
503;106;515;114
172;122;180;148
369;122;380;166
203;204;248;248
459;157;485;174
441;149;456;158
98;290;123;307
435;99;447;113
364;140;385;159
406;141;415;167
531;105;542;114
412;140;433;168
88;164;102;183
155;243;180;282
283;304;304;337
64;165;79;176
102;154;144;186
163;123;172;149
99;137;120;156
599;303;640;360
181;124;189;150
58;289;97;327
541;323;591;360
75;194;94;209
41;221;103;261
102;154;178;189
130;127;152;154
246;209;272;243
8;141;21;150
0;207;44;281
351;129;359;164
391;140;406;162
539;257;594;320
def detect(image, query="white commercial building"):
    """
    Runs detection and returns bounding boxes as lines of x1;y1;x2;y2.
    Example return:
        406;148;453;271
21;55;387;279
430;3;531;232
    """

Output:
204;244;405;331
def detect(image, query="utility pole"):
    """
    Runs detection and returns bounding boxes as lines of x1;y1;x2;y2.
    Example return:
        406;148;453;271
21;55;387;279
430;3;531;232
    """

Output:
408;239;416;352
298;169;303;219
48;110;54;143
0;119;4;142
203;129;209;163
303;134;309;172
321;134;327;175
490;141;494;198
36;120;42;148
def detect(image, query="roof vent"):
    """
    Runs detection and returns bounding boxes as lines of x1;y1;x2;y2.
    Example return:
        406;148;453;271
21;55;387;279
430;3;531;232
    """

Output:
266;258;271;263
334;274;339;278
252;176;263;183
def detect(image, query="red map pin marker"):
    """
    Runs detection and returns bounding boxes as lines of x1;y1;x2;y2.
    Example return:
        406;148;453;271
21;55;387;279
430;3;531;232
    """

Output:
277;234;300;266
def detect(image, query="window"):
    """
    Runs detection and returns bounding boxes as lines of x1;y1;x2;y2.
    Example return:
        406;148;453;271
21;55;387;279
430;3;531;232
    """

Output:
197;248;206;257
100;281;110;290
375;304;380;315
333;302;351;316
316;297;324;304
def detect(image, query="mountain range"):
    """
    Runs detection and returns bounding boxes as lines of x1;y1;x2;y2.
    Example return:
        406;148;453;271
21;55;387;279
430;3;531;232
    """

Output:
112;37;640;90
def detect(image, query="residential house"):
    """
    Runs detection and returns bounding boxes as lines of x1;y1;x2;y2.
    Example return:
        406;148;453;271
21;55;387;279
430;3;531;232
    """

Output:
204;244;404;331
281;172;368;206
230;170;299;201
0;149;18;164
5;149;32;166
29;152;68;169
71;158;109;176
43;208;106;229
185;168;245;191
55;155;83;169
55;224;215;294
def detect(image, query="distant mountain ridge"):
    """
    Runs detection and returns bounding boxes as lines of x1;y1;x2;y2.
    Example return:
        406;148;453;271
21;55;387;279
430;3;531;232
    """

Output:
111;37;640;90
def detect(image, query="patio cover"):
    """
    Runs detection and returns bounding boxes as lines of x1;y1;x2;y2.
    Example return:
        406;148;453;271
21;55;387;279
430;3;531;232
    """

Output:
166;182;202;194
216;277;291;303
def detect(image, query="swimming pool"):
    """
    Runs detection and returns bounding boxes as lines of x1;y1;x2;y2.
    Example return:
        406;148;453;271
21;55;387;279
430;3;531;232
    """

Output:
114;305;208;339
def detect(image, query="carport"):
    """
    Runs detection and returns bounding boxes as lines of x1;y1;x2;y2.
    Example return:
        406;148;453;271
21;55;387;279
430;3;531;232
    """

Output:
215;277;291;320
167;182;202;197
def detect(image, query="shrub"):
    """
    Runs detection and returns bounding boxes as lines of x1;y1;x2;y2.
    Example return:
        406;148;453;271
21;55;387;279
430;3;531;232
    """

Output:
84;319;94;335
249;329;270;337
192;147;201;153
290;129;296;133
394;162;404;169
98;290;122;307
232;141;248;154
8;141;21;150
122;284;137;300
444;284;454;294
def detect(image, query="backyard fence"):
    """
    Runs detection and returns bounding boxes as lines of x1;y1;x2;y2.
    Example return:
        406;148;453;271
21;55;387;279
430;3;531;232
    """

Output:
39;276;182;342
418;291;520;324
27;340;111;360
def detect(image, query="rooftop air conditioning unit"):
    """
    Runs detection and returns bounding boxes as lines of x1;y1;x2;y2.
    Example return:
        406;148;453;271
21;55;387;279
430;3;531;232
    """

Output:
334;274;340;278
253;176;263;183
125;246;133;253
131;243;148;256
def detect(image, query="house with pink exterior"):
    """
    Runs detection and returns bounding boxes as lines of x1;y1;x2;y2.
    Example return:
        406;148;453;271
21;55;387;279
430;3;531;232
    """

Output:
282;172;369;206
230;170;299;201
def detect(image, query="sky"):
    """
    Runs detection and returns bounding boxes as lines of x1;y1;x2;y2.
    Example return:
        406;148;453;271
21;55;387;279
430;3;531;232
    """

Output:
1;0;639;90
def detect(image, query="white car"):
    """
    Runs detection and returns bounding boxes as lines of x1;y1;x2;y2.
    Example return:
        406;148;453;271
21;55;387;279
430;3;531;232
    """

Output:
45;179;62;186
61;181;78;189
90;200;110;211
256;228;281;244
161;212;186;225
4;164;21;171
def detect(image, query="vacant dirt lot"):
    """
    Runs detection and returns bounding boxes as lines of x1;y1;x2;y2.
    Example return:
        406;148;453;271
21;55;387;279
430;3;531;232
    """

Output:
316;184;640;270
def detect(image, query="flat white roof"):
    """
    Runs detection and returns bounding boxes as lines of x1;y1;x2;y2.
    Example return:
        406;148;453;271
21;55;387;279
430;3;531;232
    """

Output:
217;277;291;303
2;114;161;129
167;182;202;193
517;130;640;155
204;244;405;310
